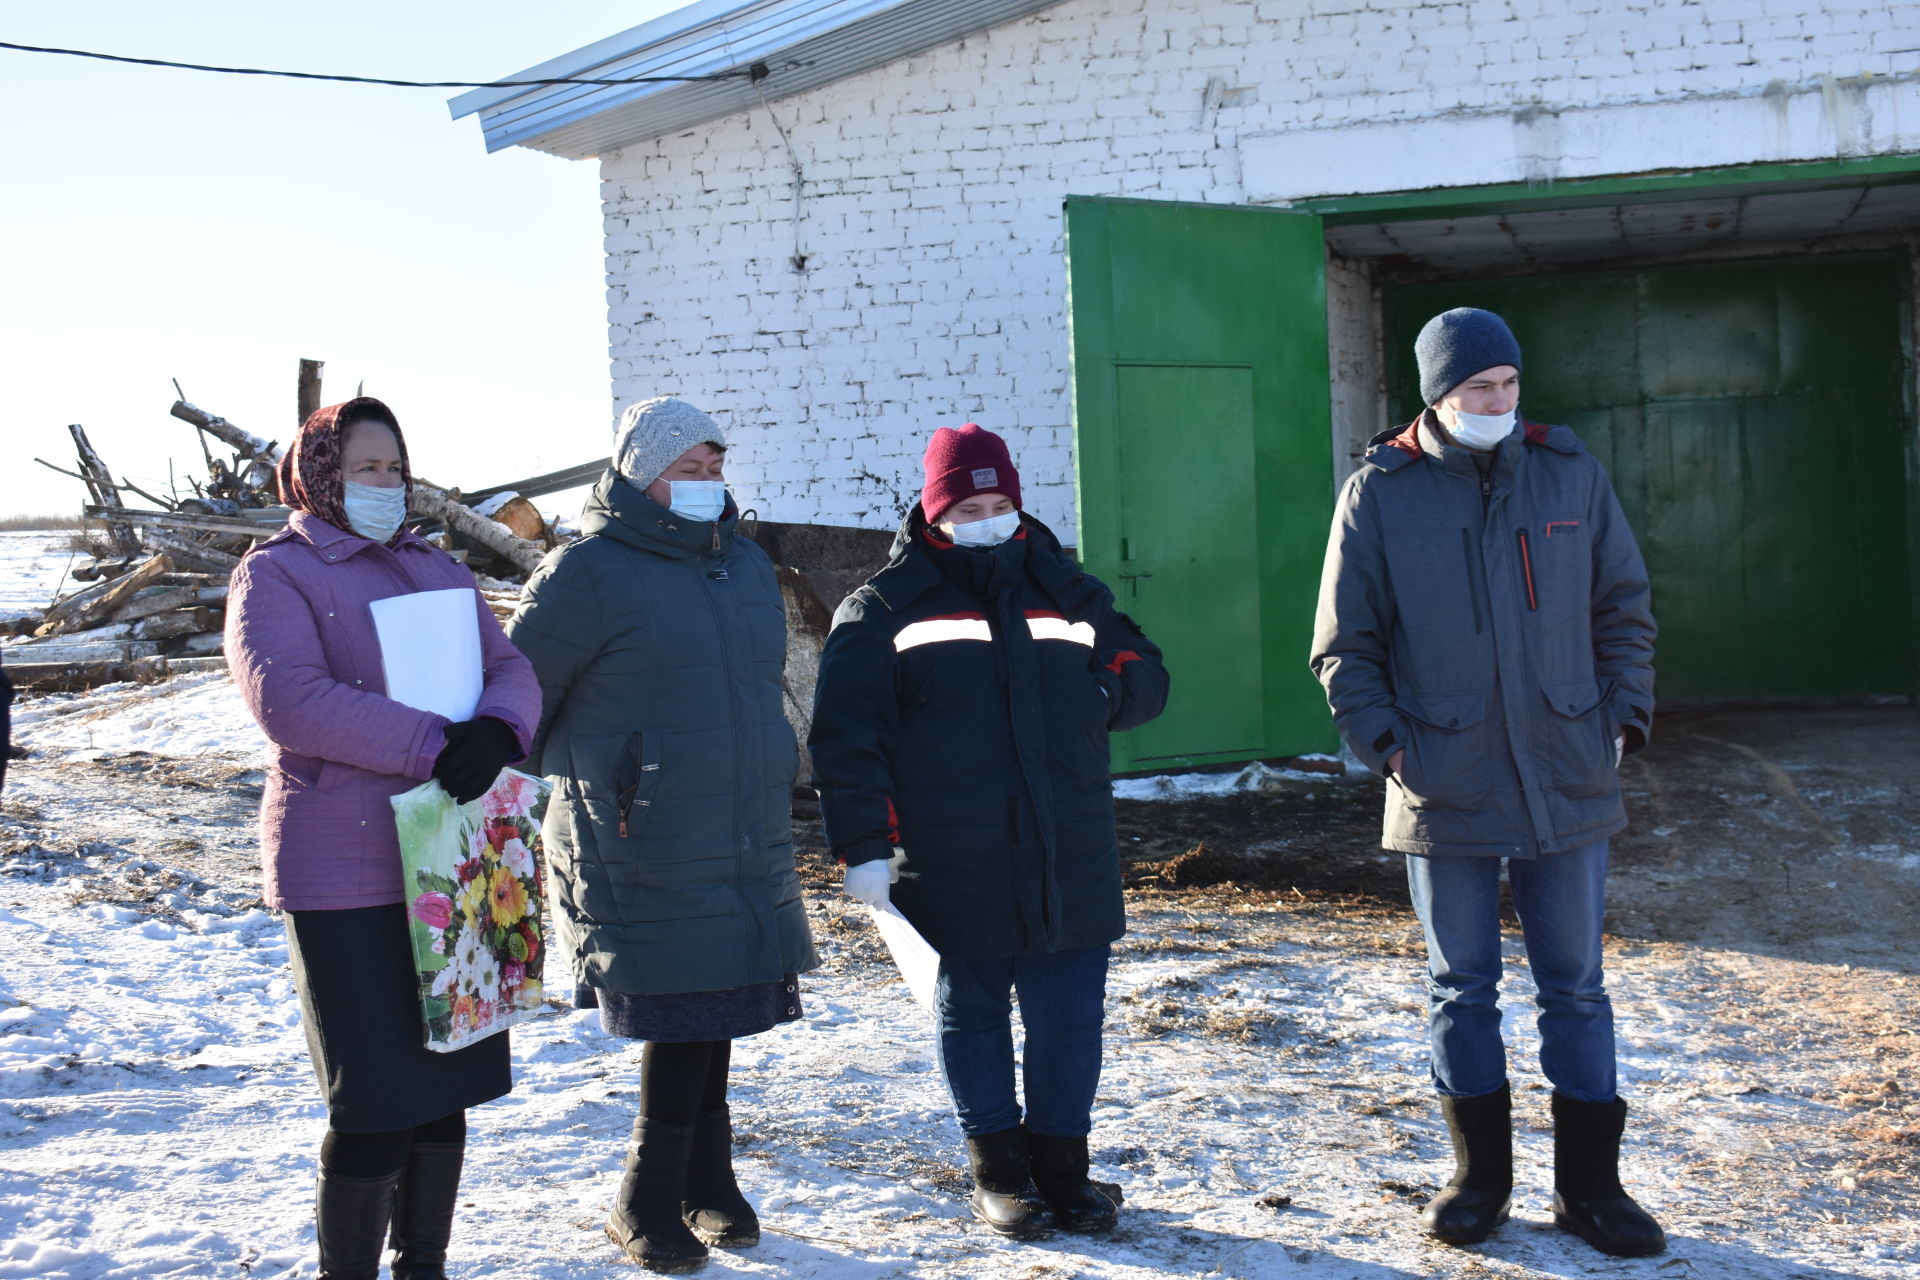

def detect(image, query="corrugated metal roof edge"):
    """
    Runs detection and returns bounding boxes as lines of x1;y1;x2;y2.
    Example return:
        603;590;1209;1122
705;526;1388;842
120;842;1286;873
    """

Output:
450;0;1069;158
447;0;763;121
464;0;894;154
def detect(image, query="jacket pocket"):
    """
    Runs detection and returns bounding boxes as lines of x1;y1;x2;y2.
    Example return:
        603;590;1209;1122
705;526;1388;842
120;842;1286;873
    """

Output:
1538;679;1615;799
568;731;661;844
1391;691;1491;811
612;732;662;840
277;751;323;788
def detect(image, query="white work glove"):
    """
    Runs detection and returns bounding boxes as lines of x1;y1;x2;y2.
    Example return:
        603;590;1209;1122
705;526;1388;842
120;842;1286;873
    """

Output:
843;858;893;907
1614;734;1625;768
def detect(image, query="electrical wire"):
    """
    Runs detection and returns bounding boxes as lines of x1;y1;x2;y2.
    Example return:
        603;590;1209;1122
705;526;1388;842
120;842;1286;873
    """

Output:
0;40;760;88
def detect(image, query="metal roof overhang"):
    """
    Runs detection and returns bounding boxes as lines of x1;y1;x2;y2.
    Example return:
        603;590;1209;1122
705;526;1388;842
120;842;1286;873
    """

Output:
449;0;1067;159
1324;172;1920;274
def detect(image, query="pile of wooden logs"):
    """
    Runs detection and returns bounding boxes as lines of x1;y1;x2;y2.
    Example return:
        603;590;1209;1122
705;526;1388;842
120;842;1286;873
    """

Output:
5;371;564;691
2;554;232;692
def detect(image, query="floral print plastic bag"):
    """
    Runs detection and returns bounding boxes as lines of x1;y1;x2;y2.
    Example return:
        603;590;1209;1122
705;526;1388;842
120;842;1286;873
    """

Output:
392;769;553;1052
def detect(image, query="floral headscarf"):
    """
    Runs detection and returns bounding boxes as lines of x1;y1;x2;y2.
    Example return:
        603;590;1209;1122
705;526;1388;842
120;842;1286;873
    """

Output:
276;397;414;534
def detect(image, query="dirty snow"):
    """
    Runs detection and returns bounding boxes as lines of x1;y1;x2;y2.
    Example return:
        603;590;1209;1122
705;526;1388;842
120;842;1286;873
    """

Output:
3;529;1917;1280
1114;758;1347;801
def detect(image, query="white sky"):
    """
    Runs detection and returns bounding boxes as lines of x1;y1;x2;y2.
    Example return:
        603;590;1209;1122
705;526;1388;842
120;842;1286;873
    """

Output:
0;1;692;517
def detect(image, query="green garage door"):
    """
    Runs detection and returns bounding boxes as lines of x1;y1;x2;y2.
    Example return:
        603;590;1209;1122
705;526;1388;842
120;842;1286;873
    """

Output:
1384;253;1915;703
1067;197;1339;771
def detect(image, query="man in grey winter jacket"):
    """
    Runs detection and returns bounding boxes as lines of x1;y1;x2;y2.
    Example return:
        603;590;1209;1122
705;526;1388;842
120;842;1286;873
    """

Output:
1311;308;1664;1258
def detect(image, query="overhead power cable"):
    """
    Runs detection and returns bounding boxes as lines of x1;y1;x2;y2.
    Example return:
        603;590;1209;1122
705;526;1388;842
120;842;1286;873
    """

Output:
0;40;764;88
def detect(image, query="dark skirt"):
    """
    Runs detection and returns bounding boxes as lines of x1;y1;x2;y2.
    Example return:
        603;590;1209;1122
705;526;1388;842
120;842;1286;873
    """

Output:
580;976;803;1043
285;903;512;1132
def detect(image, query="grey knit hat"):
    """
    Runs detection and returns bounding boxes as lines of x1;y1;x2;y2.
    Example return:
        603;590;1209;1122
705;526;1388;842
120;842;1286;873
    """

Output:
1414;308;1523;406
611;397;727;488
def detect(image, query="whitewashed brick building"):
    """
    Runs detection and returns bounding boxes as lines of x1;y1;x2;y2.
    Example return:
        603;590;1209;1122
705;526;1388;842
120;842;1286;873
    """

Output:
456;0;1920;769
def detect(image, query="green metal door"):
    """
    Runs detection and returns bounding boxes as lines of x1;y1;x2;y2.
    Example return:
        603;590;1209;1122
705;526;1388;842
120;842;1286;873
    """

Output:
1383;253;1915;702
1067;197;1338;770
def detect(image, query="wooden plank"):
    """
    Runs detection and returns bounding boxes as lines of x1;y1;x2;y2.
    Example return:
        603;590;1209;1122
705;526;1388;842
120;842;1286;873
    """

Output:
86;505;281;540
4;640;165;665
465;458;603;503
37;554;174;637
135;608;219;640
69;424;141;555
5;655;171;691
297;359;325;425
110;585;200;624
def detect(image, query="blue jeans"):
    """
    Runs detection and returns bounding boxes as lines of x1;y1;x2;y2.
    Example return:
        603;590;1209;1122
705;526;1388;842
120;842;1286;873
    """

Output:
934;945;1110;1138
1406;841;1616;1102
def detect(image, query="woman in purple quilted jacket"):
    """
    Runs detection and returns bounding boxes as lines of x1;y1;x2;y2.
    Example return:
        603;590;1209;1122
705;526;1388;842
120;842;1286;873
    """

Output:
226;398;541;1280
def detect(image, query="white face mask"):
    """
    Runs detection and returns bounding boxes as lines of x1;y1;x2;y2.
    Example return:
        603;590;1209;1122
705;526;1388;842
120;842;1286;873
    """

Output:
667;480;728;522
342;481;408;543
1444;407;1518;452
946;510;1021;547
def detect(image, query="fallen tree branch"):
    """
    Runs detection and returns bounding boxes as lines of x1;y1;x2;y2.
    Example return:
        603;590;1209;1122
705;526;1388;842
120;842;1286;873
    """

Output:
170;400;280;464
136;530;242;574
409;483;546;575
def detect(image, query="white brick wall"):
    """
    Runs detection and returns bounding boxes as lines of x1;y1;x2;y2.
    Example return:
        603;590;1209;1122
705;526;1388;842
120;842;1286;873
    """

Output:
597;0;1920;532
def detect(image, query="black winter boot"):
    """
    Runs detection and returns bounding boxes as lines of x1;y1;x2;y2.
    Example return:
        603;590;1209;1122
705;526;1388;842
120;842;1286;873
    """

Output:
1028;1132;1119;1233
606;1118;709;1273
1421;1083;1512;1245
315;1168;402;1280
682;1106;759;1249
388;1139;463;1279
964;1127;1056;1238
1551;1093;1666;1257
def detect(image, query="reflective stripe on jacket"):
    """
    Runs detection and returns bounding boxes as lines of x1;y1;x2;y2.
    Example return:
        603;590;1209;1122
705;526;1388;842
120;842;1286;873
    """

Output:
808;511;1169;958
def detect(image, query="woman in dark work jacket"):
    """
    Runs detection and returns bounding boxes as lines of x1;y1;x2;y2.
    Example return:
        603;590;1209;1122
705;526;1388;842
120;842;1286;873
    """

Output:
809;424;1169;1239
508;397;818;1275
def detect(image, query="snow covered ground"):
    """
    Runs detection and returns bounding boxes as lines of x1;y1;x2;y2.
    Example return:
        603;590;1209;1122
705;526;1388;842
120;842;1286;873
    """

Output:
3;530;1917;1279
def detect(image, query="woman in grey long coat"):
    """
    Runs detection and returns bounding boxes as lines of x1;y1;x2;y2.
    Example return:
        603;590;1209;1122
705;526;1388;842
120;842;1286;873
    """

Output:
507;397;818;1275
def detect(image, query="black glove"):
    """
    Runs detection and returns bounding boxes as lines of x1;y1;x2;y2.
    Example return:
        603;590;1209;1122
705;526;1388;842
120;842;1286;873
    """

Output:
430;716;521;804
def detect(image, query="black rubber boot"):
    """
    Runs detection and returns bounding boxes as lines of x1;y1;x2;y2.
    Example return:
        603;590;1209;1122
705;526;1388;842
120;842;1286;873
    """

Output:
388;1139;463;1279
1029;1132;1120;1233
606;1118;709;1273
1551;1093;1667;1258
682;1106;759;1249
964;1127;1056;1238
1421;1083;1512;1245
315;1168;402;1280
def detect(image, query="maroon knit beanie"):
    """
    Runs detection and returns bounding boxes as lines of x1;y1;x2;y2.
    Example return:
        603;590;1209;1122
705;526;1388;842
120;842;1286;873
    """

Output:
919;424;1021;522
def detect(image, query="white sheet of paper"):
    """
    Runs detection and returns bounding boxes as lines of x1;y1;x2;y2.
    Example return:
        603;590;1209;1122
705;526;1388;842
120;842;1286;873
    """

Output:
868;903;941;1013
369;588;483;721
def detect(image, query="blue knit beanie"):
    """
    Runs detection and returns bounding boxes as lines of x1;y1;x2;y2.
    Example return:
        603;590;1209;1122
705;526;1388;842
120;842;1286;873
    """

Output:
1414;308;1523;406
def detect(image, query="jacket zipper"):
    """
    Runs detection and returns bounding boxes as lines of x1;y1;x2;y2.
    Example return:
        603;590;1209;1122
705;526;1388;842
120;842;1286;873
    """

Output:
693;563;746;891
1460;529;1484;634
1516;528;1538;611
616;732;655;837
